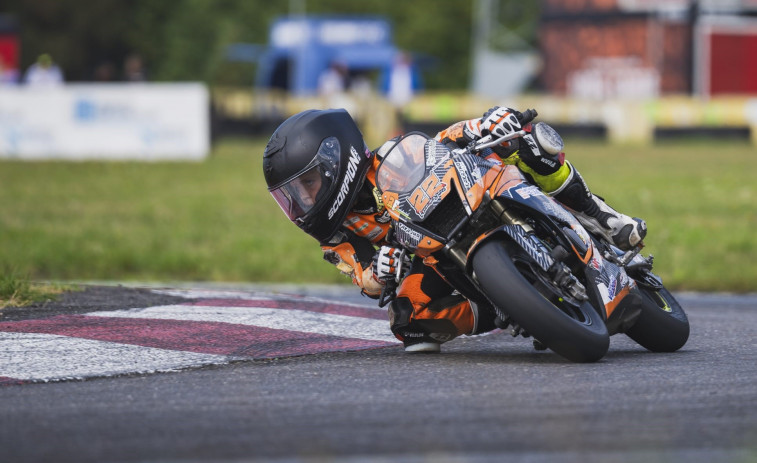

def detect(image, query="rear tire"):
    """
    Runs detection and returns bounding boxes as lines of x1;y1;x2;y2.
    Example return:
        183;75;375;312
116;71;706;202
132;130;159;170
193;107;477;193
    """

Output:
625;287;689;352
471;239;609;363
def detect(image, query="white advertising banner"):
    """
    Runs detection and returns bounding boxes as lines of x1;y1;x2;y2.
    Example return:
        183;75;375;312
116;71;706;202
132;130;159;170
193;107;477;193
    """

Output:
0;83;209;161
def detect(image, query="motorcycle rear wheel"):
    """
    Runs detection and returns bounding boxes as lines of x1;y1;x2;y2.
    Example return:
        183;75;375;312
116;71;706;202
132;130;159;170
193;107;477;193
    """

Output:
471;239;610;363
625;287;689;352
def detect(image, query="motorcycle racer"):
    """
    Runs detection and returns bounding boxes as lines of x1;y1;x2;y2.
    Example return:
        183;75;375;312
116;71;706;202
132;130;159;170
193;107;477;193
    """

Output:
263;107;647;353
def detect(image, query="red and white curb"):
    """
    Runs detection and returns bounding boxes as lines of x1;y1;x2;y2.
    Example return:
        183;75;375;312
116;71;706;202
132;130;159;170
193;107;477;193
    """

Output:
0;289;399;385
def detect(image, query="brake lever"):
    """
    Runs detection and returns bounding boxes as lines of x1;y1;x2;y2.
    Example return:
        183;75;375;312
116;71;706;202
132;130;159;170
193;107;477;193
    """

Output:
618;242;645;267
473;129;527;153
378;279;398;307
394;249;407;284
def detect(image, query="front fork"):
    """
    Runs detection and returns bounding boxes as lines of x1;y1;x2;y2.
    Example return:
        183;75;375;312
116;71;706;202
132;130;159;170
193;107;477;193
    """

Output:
463;200;589;305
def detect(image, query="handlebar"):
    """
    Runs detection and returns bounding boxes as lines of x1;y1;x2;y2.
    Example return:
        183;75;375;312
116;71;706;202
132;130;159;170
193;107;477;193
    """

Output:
519;108;538;125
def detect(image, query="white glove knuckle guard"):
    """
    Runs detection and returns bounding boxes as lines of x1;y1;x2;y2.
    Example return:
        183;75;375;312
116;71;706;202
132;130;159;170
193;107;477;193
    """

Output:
373;245;409;281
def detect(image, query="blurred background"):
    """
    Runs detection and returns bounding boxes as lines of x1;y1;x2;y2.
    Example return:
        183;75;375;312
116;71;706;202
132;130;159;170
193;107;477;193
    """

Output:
1;0;756;292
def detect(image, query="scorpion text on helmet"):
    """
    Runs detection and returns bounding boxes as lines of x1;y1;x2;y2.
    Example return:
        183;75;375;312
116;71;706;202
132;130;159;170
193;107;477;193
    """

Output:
328;146;361;220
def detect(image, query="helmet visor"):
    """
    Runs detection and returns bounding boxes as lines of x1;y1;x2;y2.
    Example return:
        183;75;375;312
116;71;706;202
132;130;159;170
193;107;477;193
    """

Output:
269;137;340;221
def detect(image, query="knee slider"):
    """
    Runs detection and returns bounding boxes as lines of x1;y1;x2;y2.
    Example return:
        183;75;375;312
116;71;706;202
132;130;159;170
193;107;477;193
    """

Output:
410;319;458;343
388;296;458;343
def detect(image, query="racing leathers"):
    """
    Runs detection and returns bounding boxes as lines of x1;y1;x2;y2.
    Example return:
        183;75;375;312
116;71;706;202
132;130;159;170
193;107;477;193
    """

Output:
321;108;646;352
320;143;495;353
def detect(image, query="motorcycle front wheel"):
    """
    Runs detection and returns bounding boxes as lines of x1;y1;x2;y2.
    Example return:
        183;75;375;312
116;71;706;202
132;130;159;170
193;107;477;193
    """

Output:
624;286;689;352
471;239;609;363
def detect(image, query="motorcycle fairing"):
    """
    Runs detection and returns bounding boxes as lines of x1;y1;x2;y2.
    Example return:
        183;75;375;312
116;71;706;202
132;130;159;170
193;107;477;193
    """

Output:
400;141;500;221
585;254;636;319
387;140;455;222
394;221;424;250
502;183;583;233
492;178;637;319
379;137;493;254
449;149;503;213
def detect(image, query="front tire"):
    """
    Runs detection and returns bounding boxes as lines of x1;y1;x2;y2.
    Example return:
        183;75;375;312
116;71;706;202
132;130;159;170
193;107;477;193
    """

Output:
625;287;689;352
471;239;609;363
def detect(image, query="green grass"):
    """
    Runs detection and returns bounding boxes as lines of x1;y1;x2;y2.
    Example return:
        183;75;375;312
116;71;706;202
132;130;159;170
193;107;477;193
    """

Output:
563;138;757;292
0;137;755;292
0;138;342;287
0;266;77;309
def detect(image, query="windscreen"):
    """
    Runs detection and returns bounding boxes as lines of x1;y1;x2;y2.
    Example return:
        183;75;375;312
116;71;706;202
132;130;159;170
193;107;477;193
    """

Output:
375;133;429;194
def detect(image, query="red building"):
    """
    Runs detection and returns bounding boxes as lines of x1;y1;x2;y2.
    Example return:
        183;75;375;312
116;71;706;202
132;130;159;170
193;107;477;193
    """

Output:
0;15;20;83
539;0;757;97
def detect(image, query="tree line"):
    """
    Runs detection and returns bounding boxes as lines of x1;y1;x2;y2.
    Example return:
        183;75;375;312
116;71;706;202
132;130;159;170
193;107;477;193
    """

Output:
2;0;538;89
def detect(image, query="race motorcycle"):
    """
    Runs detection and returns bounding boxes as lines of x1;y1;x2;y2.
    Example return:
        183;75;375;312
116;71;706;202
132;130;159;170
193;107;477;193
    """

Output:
375;110;689;362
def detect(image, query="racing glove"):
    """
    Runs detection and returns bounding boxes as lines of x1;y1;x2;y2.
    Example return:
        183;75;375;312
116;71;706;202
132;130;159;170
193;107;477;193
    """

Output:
480;106;523;137
479;106;524;156
372;246;411;282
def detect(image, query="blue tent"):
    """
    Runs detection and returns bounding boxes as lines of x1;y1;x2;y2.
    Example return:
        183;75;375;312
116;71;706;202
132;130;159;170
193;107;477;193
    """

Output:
228;16;421;95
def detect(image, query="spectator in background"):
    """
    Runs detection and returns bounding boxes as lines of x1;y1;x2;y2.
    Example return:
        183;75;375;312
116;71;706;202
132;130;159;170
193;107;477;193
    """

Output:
0;55;19;84
23;53;63;86
93;61;116;82
318;60;355;114
385;52;417;110
317;61;348;97
123;53;147;82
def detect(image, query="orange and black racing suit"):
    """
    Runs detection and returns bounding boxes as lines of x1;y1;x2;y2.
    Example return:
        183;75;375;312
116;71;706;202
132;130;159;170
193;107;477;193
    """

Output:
321;115;571;346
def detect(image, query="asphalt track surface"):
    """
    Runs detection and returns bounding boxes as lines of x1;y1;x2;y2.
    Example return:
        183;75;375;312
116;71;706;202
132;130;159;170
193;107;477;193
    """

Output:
1;284;756;463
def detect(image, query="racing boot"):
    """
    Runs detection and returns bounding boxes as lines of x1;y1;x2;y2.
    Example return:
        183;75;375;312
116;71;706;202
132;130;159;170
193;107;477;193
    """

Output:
390;294;496;353
552;163;647;251
389;297;445;353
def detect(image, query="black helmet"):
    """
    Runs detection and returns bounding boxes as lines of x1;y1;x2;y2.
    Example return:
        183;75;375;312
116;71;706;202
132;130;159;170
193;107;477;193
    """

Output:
263;109;372;242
